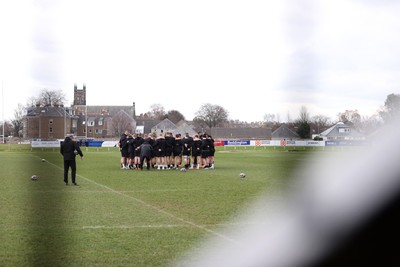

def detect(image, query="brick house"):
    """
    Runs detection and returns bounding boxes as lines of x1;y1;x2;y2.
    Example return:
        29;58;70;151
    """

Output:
23;105;77;140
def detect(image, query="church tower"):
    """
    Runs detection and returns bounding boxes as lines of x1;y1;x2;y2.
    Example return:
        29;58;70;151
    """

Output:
72;83;87;116
73;83;86;105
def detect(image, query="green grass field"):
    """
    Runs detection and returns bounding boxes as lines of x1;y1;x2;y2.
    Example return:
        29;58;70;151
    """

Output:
0;145;315;266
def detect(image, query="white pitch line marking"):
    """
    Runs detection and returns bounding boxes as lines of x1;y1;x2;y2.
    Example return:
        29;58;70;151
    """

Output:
42;157;240;245
82;224;190;229
81;222;267;230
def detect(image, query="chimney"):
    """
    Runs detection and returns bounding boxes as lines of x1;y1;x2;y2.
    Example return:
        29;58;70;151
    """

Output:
35;102;41;115
133;102;136;119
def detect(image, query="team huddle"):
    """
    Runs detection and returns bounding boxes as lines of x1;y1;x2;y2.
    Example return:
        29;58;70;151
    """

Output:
118;131;215;171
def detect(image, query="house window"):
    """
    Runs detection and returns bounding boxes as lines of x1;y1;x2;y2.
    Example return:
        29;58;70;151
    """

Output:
49;119;53;125
338;128;350;133
83;129;86;133
88;121;94;126
95;129;102;134
98;120;103;126
89;129;92;133
49;127;53;133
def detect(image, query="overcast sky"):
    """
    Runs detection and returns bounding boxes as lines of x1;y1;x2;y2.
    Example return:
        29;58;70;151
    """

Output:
1;0;400;122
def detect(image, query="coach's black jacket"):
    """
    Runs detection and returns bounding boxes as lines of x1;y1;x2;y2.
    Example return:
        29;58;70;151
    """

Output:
140;142;153;158
60;137;83;160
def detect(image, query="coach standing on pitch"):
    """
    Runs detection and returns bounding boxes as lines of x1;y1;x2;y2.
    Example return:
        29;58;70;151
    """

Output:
60;135;84;186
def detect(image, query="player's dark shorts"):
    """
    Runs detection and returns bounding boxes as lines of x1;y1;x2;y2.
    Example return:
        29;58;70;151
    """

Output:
173;149;182;157
128;148;135;158
201;149;210;158
165;147;173;157
182;148;191;156
192;148;201;157
209;149;215;157
120;149;129;158
154;149;165;157
134;148;141;157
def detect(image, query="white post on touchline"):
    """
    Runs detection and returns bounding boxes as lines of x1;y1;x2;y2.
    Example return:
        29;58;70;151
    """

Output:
2;82;5;144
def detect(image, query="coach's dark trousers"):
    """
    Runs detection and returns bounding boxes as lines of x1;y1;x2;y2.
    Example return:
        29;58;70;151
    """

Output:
140;156;151;170
64;159;77;183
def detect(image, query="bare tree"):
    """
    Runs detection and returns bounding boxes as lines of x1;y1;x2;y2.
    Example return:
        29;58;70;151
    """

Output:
276;113;281;123
310;114;331;134
263;113;275;125
193;103;229;130
26;96;38;107
165;110;185;124
149;103;166;120
11;103;25;139
111;111;134;137
359;113;383;135
337;110;361;128
31;89;67;107
263;113;281;130
286;112;292;123
298;105;310;123
0;120;13;139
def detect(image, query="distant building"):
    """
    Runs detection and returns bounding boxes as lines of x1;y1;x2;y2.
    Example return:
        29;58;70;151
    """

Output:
135;118;161;135
172;122;197;137
148;119;197;137
318;122;366;141
271;124;300;140
71;84;136;138
151;118;178;136
23;84;137;140
23;105;77;140
23;83;270;140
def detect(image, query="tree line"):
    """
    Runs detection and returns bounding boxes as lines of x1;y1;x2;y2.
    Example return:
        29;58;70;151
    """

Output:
275;93;400;139
1;89;399;140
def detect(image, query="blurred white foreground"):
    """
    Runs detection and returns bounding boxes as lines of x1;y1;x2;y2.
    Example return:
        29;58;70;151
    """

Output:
175;117;400;267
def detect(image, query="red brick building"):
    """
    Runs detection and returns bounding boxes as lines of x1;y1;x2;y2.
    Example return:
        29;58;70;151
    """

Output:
23;105;77;140
23;84;136;140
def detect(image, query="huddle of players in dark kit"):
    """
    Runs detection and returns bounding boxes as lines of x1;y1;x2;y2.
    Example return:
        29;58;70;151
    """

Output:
118;131;215;171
